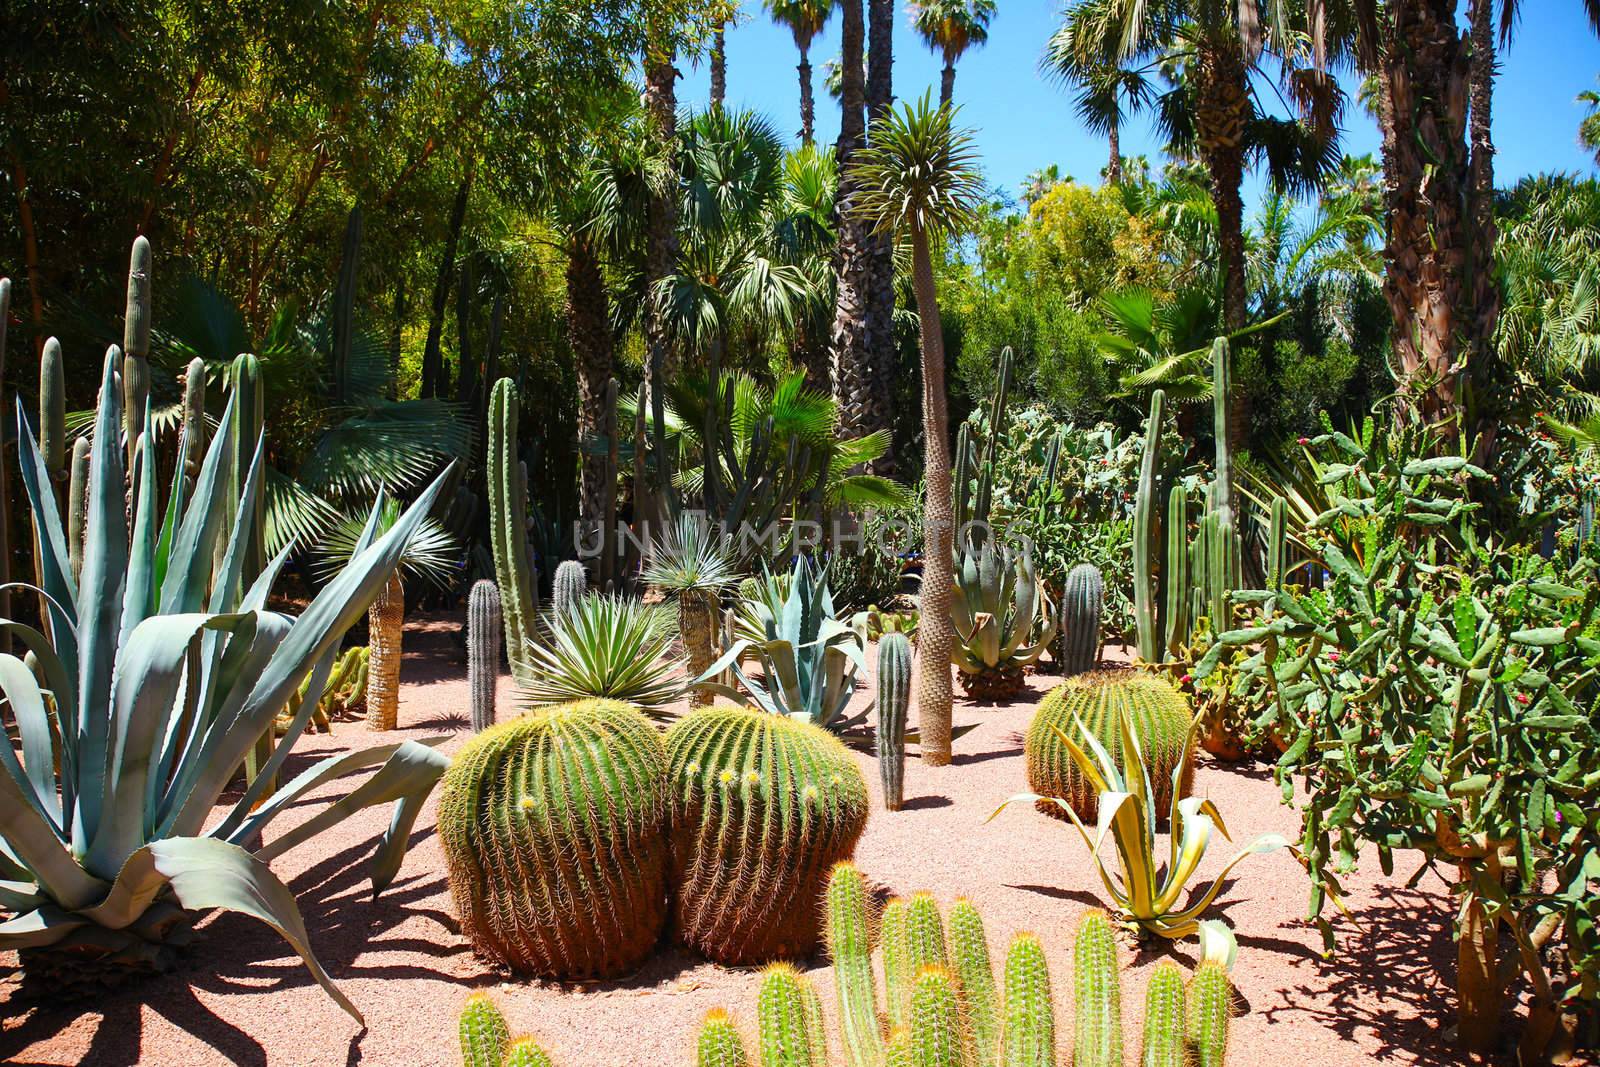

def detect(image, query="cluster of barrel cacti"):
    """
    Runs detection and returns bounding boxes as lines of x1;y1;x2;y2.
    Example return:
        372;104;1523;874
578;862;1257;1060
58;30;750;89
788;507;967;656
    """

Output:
690;863;1236;1067
1024;670;1194;821
1131;339;1246;665
875;633;912;811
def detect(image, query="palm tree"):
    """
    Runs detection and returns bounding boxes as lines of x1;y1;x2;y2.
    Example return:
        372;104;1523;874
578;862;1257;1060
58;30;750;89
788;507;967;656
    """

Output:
642;514;741;707
320;499;458;731
852;94;985;765
908;0;997;107
830;0;874;438
764;0;837;143
1043;0;1152;184
1581;81;1600;164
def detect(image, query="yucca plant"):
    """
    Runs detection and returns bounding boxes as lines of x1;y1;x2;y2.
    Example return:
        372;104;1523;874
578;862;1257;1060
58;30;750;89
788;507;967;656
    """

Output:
522;593;686;715
642;513;741;708
320;499;459;730
1;348;450;1020
951;537;1058;700
991;705;1287;942
695;555;869;731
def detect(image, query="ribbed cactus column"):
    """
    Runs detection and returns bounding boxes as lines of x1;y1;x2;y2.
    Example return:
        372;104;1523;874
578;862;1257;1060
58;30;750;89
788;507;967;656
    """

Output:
1001;933;1056;1067
459;992;511;1067
1132;390;1166;663
40;338;65;492
1058;564;1102;677
553;559;587;618
121;236;153;471
909;967;970;1067
876;633;912;810
468;580;502;732
1141;961;1188;1067
1025;670;1194;820
1188;960;1233;1067
757;965;822;1067
882;897;914;1029
697;1009;751;1067
1073;909;1122;1067
180;356;207;489
1267;495;1289;592
665;708;869;964
904;892;949;975
1163;485;1190;658
67;437;91;584
826;863;884;1067
438;698;670;978
488;378;538;683
501;1039;555;1067
949;899;999;1067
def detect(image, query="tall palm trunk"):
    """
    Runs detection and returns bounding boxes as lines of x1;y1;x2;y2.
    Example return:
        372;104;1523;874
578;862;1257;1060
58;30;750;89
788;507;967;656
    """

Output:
830;0;872;428
1107;121;1122;185
1378;0;1473;426
863;0;898;475
798;45;816;144
1193;44;1250;332
910;222;954;765
422;174;471;400
680;590;718;709
644;46;681;507
366;573;405;731
939;58;955;107
567;235;615;533
710;24;727;110
1466;0;1501;432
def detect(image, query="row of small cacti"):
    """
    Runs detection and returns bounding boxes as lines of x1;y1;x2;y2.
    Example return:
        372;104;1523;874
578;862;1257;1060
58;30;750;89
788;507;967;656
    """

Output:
455;864;1236;1067
437;698;869;980
276;645;371;735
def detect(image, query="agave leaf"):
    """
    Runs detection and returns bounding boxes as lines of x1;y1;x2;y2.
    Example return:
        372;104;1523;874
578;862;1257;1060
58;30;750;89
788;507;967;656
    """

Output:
207;434;268;613
1166;833;1291;927
1196;919;1239;970
218;648;339;829
0;746;104;909
14;402;79;653
0;880;46;912
0;655;62;827
79;836;364;1023
158;385;238;616
120;419;161;648
0;905;88;950
1050;720;1115;795
1154;798;1218;914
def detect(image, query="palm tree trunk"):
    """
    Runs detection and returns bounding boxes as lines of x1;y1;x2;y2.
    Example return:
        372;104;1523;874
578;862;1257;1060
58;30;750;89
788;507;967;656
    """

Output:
568;235;615;534
1466;0;1502;436
940;59;955;108
1193;45;1249;332
864;0;898;475
680;590;717;708
710;24;727;110
910;223;954;765
366;573;405;731
1378;0;1472;426
1107;121;1122;185
644;45;681;507
798;47;815;144
422;175;471;400
830;0;871;429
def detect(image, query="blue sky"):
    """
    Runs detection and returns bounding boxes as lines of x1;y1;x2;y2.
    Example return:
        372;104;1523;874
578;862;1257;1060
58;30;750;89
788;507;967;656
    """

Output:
682;5;1600;206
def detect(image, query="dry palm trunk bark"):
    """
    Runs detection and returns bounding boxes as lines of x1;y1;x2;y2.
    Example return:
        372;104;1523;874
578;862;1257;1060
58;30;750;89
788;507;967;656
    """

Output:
831;0;872;432
863;0;898;476
366;574;405;731
910;222;954;766
1193;44;1250;333
568;235;615;534
1107;121;1122;185
710;24;727;110
679;590;717;708
798;47;816;144
1378;0;1474;426
644;45;681;507
1465;0;1502;443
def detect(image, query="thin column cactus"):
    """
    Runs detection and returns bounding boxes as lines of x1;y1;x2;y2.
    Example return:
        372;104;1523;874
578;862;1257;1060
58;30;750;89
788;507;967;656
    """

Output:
1132;390;1165;662
1142;961;1188;1067
949;899;999;1067
488;378;538;682
826;863;884;1067
468;579;502;731
1058;563;1102;677
121;236;153;472
1189;960;1233;1067
875;632;911;810
1074;909;1123;1067
553;559;587;618
180;356;206;489
1163;485;1189;657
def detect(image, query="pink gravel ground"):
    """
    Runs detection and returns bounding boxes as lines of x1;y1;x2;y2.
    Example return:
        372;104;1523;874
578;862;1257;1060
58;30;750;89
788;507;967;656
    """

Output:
0;613;1529;1066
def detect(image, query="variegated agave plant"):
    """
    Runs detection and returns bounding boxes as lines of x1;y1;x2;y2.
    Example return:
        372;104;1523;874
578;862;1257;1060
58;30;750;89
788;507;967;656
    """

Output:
950;537;1058;700
695;555;869;732
0;349;450;1022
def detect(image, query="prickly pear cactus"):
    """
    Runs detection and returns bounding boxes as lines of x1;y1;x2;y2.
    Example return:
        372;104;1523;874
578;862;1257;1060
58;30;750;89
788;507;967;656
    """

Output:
665;707;869;965
437;698;669;979
1058;563;1103;677
1025;669;1194;820
468;579;502;732
876;633;912;811
553;559;587;619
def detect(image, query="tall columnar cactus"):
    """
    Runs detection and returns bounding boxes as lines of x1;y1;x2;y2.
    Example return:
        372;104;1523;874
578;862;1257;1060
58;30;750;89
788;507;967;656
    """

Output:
67;436;91;583
882;897;914;1029
885;1029;914;1067
1207;338;1242;626
438;698;670;979
1001;933;1056;1067
122;236;153;468
697;1009;751;1067
459;992;511;1067
553;559;587;618
1188;960;1233;1067
826;863;884;1067
909;967;969;1067
1074;909;1123;1067
1267;495;1289;592
904;892;949;976
180;356;206;487
1025;670;1194;820
1163;485;1190;658
1210;338;1234;519
1141;961;1189;1067
1058;563;1103;677
665;707;869;964
489;378;538;683
40;337;65;490
468;580;502;732
756;964;821;1067
876;633;912;811
1133;390;1166;662
229;353;273;781
949;899;999;1067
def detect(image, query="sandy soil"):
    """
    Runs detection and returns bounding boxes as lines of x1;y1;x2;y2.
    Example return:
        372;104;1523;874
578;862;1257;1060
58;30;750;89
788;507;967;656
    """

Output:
0;613;1519;1066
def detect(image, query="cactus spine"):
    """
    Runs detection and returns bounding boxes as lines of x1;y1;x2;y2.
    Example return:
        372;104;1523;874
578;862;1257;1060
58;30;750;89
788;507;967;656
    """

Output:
468;579;502;732
122;236;153;470
1141;961;1188;1067
882;897;915;1029
553;559;587;618
1025;670;1194;820
68;436;91;584
1073;910;1122;1067
437;698;670;978
501;1039;555;1067
876;632;912;811
1267;495;1289;592
909;967;969;1067
40;337;65;489
1163;485;1189;658
459;992;511;1067
1002;933;1056;1067
758;965;821;1067
1132;390;1166;662
1058;563;1102;676
949;899;999;1067
697;1009;751;1067
826;863;884;1067
665;707;869;964
1188;961;1232;1067
489;378;538;683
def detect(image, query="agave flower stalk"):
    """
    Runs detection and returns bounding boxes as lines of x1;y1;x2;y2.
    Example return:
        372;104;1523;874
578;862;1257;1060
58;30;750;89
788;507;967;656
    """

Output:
0;346;450;1021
